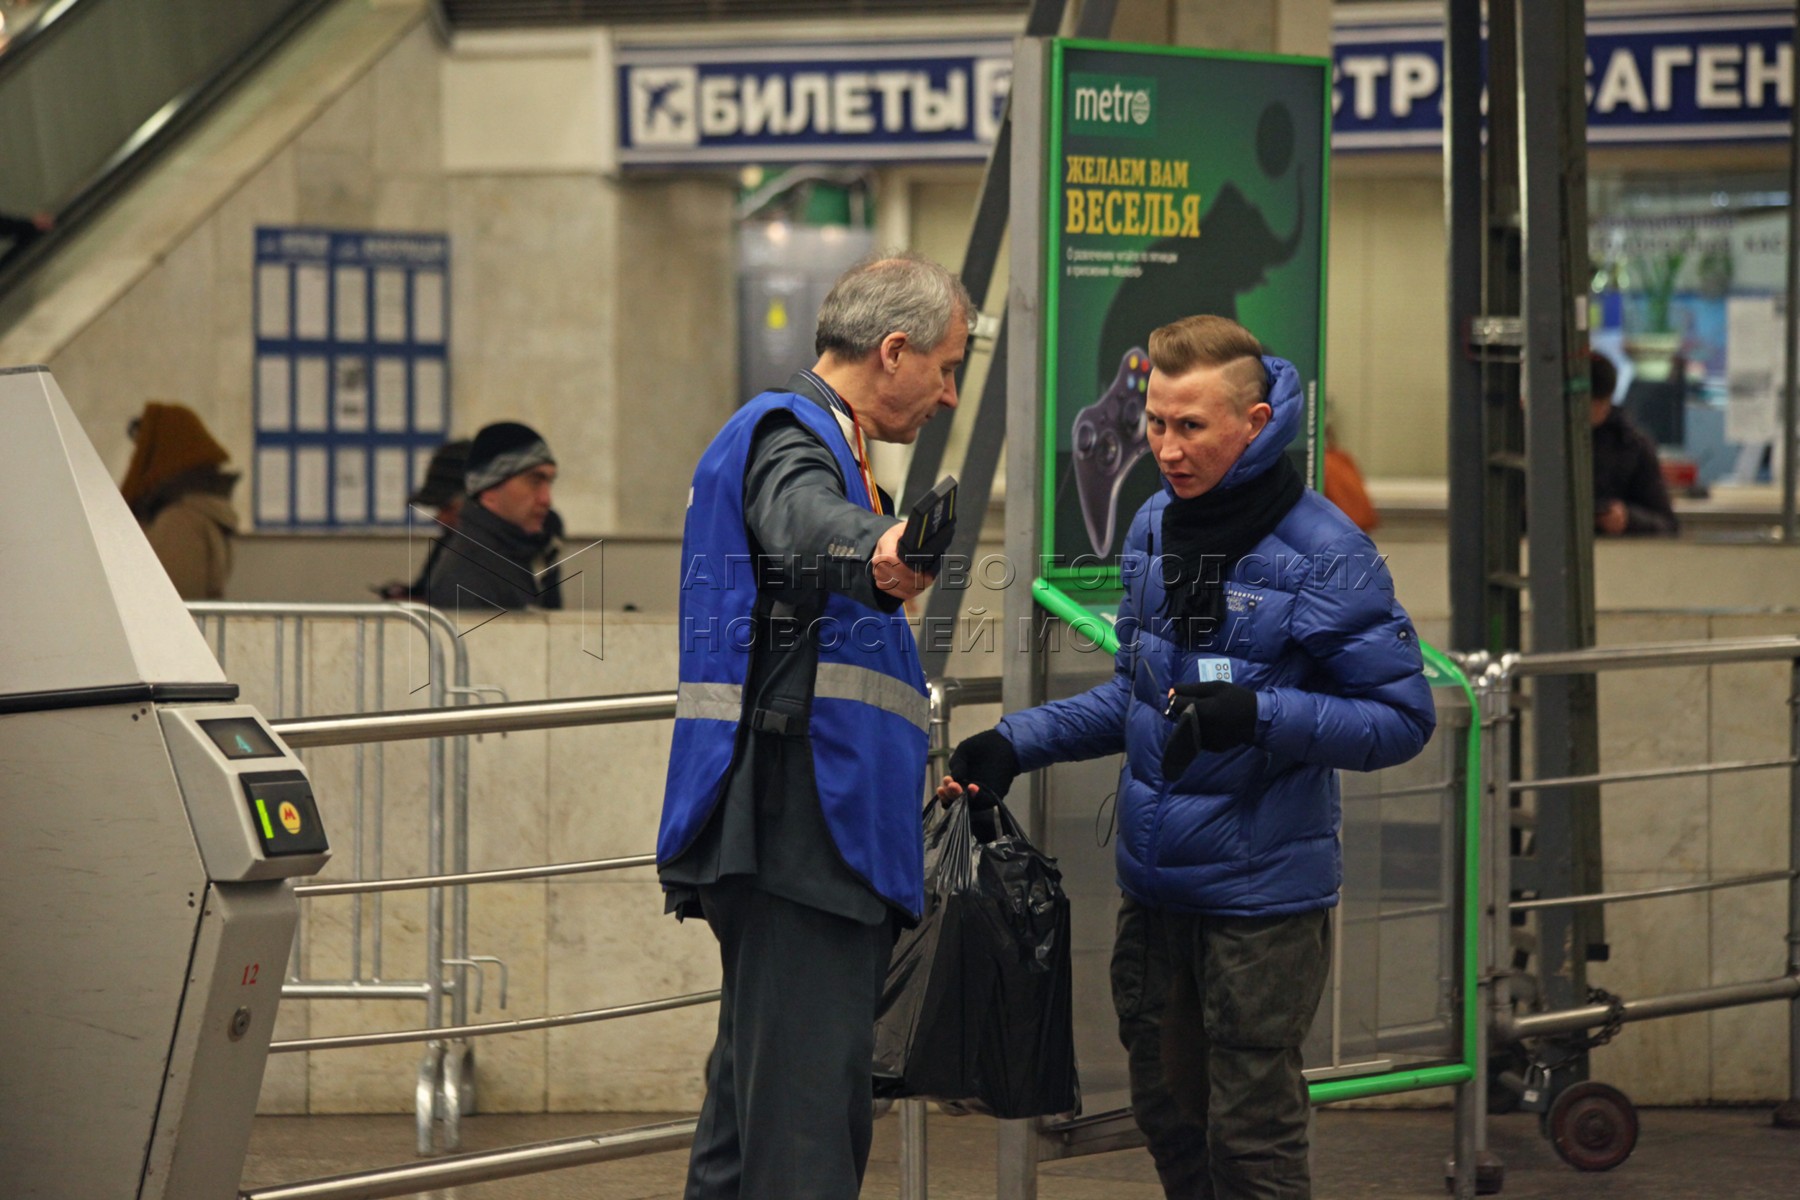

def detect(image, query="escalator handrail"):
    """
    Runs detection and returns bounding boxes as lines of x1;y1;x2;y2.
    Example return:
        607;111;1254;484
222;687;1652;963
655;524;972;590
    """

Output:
0;0;98;85
0;0;342;315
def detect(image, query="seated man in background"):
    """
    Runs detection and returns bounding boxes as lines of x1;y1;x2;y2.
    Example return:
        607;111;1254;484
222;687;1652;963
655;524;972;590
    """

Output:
1591;351;1678;536
423;421;563;612
120;401;240;600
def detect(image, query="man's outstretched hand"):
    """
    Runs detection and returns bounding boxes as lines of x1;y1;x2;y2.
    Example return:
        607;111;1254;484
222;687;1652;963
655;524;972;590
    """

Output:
935;729;1019;810
872;520;936;601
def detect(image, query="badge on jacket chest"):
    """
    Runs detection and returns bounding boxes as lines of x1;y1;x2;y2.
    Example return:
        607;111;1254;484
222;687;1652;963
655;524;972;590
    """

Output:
1191;657;1233;683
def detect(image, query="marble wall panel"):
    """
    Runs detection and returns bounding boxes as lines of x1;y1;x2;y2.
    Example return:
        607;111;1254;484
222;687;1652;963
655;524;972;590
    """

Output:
1584;874;1711;1103
546;616;676;863
547;712;674;865
296;68;375;158
208;152;300;470
306;996;432;1113
374;177;450;234
458;620;550;871
48;224;221;478
612;179;737;535
300;877;433;1113
1706;881;1792;1102
544;880;720;1111
372;25;441;177
542;609;669;701
1705;613;1800;877
295;147;378;228
446;175;616;533
256;991;311;1114
1599;779;1710;877
461;882;549;1112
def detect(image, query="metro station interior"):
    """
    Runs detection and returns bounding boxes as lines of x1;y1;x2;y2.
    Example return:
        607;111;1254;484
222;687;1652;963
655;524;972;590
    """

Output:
2;1;1798;1198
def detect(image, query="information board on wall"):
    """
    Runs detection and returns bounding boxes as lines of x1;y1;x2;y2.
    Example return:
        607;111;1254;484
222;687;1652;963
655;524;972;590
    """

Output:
1040;40;1329;583
253;228;450;528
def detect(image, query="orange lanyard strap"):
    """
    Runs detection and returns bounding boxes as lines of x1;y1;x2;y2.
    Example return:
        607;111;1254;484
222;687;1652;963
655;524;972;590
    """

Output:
838;398;884;516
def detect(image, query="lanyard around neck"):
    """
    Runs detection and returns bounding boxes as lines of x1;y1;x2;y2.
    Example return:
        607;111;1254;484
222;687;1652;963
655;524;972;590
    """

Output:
837;397;885;517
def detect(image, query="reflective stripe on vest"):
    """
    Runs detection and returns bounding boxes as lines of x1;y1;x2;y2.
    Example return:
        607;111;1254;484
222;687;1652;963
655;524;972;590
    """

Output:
674;681;742;723
816;662;928;732
659;391;928;918
676;666;927;732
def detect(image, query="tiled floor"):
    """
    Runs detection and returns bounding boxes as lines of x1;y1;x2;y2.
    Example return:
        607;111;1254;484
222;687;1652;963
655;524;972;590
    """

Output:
243;1104;1800;1198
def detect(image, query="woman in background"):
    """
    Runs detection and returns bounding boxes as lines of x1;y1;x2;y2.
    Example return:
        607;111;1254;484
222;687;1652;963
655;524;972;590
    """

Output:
120;402;240;599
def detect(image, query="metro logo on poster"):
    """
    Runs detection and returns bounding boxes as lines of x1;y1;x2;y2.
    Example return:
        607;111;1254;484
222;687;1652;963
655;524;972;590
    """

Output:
1070;73;1157;137
629;67;700;148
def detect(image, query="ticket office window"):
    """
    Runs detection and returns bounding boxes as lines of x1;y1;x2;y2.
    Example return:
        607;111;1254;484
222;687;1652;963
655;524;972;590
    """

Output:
1588;165;1790;496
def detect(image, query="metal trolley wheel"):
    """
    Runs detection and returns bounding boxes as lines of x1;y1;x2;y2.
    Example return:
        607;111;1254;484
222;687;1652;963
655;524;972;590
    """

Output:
1546;1081;1638;1171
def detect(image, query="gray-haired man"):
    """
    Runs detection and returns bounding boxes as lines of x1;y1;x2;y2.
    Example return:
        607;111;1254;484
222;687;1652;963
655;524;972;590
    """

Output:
660;253;970;1198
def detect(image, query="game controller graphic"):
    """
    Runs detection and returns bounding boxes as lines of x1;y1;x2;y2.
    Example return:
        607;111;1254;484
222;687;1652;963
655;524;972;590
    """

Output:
1072;347;1152;557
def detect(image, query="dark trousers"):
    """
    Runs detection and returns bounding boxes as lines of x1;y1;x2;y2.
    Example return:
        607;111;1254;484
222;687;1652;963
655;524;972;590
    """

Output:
684;878;894;1200
1112;897;1331;1200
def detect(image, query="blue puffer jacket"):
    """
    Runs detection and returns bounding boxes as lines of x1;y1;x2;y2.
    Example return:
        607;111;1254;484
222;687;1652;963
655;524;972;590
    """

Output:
1000;356;1436;916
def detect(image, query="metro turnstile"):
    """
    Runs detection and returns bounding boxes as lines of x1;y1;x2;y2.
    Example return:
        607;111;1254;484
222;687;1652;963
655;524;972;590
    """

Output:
0;365;329;1200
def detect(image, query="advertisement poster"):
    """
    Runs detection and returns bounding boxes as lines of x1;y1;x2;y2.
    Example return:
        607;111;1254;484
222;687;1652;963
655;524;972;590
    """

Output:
1042;41;1329;581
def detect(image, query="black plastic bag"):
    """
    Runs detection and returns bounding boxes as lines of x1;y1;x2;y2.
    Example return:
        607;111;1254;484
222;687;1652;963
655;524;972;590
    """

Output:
872;794;1078;1119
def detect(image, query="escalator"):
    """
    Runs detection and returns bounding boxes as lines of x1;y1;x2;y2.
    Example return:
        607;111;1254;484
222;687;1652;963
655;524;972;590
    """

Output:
0;0;338;308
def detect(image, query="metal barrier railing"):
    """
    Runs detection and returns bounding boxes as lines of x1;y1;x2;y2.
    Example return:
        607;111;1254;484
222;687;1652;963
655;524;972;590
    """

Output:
239;674;1000;1200
189;601;504;1154
238;636;1800;1197
1453;638;1800;1190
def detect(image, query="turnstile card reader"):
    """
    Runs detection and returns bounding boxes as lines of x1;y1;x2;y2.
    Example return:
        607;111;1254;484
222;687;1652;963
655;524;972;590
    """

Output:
0;368;330;1199
162;705;330;881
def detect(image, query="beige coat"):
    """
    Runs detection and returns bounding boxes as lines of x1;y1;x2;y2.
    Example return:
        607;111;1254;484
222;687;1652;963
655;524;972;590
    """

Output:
144;490;237;600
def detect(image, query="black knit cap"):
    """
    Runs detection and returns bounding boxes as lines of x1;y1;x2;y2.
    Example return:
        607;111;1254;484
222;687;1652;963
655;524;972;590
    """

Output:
465;421;555;495
409;439;472;508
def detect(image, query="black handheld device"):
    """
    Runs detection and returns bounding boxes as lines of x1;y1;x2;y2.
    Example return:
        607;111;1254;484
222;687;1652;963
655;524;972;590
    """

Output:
901;475;958;570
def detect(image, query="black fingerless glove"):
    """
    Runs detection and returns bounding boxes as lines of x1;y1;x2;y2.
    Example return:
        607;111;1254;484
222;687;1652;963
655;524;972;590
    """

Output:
1162;682;1260;780
946;729;1020;810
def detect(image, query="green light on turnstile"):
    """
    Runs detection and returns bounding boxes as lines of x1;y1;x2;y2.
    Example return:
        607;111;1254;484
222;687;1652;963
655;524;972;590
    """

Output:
254;798;275;840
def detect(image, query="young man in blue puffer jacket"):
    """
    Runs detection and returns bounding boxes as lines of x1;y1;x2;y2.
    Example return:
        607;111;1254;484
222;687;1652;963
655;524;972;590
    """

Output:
939;315;1435;1199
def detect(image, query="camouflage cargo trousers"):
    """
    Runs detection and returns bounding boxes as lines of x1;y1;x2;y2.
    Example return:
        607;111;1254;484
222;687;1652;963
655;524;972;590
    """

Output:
1111;897;1332;1200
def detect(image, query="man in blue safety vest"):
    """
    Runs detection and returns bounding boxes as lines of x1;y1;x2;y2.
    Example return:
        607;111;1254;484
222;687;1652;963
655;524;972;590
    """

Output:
659;253;971;1199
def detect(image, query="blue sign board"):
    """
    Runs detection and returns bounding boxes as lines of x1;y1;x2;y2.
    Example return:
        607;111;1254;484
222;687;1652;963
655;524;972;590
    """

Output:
1333;3;1794;151
252;227;450;528
615;39;1014;166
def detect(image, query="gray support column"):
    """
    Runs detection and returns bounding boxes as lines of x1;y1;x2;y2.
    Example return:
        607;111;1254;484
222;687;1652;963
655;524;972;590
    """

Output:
1003;31;1052;838
1780;657;1800;1128
999;35;1052;1200
1516;0;1604;1023
1445;0;1486;655
919;318;1009;678
1481;0;1526;663
1785;27;1800;543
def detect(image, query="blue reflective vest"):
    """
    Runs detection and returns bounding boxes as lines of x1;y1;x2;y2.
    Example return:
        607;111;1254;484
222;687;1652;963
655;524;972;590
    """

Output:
658;393;929;918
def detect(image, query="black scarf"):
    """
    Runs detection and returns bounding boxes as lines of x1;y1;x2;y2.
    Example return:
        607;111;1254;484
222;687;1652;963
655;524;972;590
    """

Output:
1159;454;1305;647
